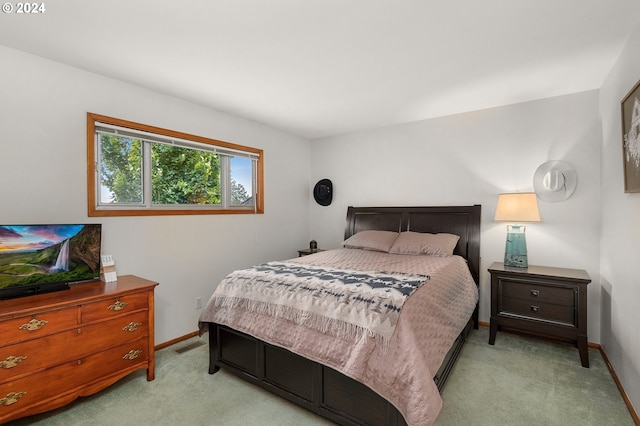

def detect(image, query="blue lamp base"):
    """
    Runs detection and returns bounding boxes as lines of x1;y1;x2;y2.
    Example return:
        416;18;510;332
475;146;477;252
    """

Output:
504;225;528;268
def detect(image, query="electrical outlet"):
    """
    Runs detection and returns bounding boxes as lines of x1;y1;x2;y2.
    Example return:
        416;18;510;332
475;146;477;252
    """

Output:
196;297;202;310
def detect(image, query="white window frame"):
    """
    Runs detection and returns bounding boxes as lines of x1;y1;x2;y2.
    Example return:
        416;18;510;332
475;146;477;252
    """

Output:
87;113;264;217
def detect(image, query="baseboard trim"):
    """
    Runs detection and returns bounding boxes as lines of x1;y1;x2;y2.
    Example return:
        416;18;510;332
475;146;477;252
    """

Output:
155;331;199;351
478;322;638;424
598;346;640;425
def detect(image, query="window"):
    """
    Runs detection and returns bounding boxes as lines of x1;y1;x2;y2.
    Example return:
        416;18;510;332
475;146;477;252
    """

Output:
87;113;263;216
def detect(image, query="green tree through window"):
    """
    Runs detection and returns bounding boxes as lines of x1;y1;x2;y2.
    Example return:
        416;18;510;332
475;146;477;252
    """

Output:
88;113;263;216
151;144;221;205
99;135;143;204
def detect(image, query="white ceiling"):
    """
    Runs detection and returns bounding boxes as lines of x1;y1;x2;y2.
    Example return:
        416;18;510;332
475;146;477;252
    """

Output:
1;1;639;139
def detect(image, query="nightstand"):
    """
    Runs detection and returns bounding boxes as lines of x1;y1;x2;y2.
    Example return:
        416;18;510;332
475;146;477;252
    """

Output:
297;248;324;257
488;262;591;367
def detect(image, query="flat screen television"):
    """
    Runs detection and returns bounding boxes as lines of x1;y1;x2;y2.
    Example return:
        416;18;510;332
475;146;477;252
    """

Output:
0;224;102;300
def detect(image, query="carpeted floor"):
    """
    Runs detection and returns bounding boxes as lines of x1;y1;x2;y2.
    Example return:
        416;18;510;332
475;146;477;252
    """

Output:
437;328;635;425
11;327;635;425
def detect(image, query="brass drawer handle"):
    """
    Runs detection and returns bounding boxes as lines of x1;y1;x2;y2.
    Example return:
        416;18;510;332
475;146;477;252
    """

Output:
19;319;48;331
108;300;128;312
530;305;540;313
0;391;26;406
122;322;142;332
0;356;27;369
123;350;143;360
530;289;539;297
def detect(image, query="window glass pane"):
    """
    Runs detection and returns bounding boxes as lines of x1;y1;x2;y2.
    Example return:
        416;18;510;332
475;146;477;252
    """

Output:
230;156;254;206
151;144;221;205
99;134;143;204
89;113;264;216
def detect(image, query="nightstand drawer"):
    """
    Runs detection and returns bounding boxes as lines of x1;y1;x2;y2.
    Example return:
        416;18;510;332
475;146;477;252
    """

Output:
488;262;591;367
500;297;575;325
500;280;575;306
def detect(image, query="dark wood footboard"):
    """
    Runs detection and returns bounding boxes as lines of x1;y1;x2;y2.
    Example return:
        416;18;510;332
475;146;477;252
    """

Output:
207;317;474;426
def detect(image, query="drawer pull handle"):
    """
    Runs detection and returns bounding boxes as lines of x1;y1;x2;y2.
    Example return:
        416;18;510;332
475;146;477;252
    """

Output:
0;391;26;406
123;350;143;360
0;356;27;369
18;319;48;331
122;322;142;332
530;289;540;297
108;300;128;311
530;305;540;313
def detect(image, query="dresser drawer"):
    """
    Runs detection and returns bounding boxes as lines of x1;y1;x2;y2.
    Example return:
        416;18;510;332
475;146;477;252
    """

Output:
0;328;82;383
81;310;149;347
500;279;575;306
500;297;575;325
81;292;148;323
0;338;149;421
0;310;149;384
0;307;78;347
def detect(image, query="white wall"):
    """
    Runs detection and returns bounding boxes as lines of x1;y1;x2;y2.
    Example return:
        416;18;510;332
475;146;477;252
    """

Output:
4;37;634;407
310;90;602;342
599;22;640;414
0;46;311;345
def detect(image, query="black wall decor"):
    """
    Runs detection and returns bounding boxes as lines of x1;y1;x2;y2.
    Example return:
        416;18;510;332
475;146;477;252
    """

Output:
313;179;332;206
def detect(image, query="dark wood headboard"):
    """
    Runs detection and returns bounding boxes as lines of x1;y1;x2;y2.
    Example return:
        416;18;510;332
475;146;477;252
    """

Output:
344;205;481;286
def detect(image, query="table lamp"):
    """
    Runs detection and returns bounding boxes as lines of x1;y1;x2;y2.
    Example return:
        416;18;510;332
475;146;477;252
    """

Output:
494;193;541;268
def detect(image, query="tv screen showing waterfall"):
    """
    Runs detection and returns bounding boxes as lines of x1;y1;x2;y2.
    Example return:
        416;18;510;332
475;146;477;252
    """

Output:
0;224;102;299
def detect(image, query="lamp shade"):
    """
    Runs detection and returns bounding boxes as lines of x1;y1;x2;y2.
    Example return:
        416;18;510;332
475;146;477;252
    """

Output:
494;193;541;222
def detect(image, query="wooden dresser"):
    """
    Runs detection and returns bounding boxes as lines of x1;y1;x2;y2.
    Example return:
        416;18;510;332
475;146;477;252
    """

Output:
488;262;591;367
0;275;157;423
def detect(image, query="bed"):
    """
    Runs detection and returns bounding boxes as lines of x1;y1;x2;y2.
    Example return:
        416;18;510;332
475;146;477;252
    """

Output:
198;205;481;426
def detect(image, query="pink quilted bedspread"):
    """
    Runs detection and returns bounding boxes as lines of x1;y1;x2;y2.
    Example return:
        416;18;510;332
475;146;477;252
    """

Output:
199;248;478;426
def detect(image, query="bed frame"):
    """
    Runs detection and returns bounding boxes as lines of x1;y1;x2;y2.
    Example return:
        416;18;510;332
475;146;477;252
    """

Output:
206;205;481;426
